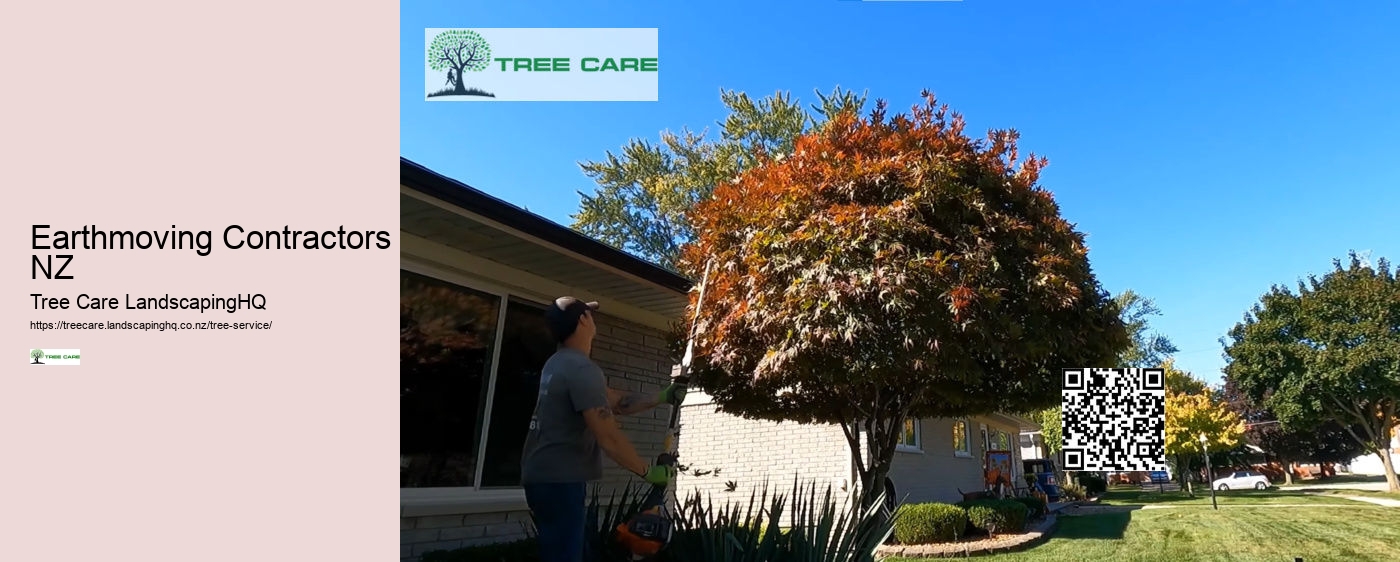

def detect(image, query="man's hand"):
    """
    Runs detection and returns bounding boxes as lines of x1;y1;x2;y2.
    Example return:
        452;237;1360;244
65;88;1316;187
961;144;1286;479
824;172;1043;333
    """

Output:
657;382;687;406
642;464;676;486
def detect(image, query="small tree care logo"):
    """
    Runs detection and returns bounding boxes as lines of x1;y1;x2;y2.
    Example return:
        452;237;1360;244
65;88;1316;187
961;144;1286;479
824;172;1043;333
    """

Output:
427;29;495;98
29;348;80;366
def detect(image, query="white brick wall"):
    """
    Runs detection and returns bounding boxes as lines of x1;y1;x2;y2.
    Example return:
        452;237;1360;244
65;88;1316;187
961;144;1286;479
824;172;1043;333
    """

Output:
400;313;679;562
675;393;855;527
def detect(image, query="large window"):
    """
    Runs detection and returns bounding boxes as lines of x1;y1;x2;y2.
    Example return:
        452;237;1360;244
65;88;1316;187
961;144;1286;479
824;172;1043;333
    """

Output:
953;419;971;457
399;269;556;489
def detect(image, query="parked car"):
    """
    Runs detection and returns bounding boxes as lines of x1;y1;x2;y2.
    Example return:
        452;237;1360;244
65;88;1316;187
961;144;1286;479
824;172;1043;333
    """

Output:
1023;459;1061;502
1212;470;1271;490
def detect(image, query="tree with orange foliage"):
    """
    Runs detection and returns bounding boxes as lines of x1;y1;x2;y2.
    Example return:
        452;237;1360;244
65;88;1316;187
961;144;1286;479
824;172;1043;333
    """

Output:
678;92;1129;507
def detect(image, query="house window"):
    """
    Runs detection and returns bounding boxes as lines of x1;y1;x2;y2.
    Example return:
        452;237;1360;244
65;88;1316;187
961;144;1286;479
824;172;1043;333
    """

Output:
953;419;972;457
1019;434;1033;448
399;269;556;489
997;431;1011;451
897;419;921;452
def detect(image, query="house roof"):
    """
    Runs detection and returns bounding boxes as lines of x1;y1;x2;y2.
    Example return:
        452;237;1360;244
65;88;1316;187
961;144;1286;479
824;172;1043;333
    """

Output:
400;157;692;329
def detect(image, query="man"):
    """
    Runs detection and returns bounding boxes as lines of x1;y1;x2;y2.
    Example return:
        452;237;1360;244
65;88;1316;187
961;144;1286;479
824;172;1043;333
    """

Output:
520;297;686;562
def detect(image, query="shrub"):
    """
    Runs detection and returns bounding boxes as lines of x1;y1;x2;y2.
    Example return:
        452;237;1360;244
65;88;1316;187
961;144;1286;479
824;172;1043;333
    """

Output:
892;503;968;544
1011;495;1047;519
1060;482;1086;501
1078;474;1108;496
958;499;1030;535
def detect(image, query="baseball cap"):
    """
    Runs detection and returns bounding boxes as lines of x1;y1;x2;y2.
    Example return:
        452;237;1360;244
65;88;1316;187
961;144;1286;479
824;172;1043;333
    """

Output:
546;296;600;342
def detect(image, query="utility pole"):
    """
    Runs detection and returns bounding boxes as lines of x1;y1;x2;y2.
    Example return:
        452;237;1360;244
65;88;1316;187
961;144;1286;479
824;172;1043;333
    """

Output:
1200;433;1218;510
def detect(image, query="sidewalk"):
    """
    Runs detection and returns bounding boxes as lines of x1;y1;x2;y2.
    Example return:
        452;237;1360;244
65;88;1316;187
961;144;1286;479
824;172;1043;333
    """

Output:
1329;495;1400;507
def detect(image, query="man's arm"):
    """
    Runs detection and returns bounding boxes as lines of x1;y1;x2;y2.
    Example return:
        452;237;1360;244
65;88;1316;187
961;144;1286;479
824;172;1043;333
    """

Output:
582;406;649;476
607;387;662;416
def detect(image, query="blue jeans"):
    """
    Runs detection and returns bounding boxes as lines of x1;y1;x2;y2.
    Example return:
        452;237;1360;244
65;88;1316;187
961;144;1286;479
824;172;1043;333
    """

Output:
524;482;589;562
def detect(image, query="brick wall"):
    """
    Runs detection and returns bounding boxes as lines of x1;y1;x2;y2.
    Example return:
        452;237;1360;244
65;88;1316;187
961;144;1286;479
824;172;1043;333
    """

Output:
400;511;534;560
400;312;679;562
675;393;854;527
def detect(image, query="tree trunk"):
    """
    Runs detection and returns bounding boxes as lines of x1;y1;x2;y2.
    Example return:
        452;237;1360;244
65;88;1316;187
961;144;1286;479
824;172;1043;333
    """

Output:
1282;459;1294;486
1380;449;1400;493
452;66;467;93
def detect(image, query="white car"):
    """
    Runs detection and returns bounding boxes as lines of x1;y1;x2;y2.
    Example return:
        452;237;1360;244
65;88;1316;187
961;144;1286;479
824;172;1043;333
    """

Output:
1212;470;1271;490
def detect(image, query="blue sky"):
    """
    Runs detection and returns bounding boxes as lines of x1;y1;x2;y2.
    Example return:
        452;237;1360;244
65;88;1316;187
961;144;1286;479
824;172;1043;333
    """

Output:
401;1;1400;387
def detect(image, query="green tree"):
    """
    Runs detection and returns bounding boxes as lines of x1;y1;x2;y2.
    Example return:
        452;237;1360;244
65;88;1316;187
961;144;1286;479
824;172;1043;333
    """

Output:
1115;289;1179;368
1222;252;1400;492
427;30;493;96
1164;368;1245;495
1219;378;1370;485
1030;407;1062;457
679;92;1129;507
571;87;867;273
30;349;43;364
1027;289;1176;459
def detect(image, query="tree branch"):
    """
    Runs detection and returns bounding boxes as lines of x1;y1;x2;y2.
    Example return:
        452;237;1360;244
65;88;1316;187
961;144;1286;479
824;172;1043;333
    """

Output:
1329;394;1383;453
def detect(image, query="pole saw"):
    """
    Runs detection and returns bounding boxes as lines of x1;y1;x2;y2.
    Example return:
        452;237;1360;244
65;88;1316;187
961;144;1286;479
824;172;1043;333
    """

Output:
615;261;714;561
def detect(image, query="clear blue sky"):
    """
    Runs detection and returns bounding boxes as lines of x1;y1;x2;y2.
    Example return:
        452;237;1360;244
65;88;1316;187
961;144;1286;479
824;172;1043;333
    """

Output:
401;1;1400;387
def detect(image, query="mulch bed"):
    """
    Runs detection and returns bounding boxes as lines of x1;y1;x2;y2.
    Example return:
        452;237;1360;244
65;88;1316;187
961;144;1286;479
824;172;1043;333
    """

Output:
875;515;1059;559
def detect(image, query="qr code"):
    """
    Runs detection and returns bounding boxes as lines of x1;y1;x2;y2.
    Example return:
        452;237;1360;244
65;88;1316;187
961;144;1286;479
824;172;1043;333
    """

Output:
1060;368;1166;472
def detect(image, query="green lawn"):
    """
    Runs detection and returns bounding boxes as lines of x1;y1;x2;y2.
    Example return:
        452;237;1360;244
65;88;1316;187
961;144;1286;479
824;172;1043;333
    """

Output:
1307;488;1400;502
883;488;1400;562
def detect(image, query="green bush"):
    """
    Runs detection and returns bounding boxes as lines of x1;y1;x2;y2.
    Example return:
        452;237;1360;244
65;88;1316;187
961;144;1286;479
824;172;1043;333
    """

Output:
1011;495;1047;519
420;538;538;562
963;505;1004;534
1060;482;1086;501
892;503;968;544
958;499;1030;534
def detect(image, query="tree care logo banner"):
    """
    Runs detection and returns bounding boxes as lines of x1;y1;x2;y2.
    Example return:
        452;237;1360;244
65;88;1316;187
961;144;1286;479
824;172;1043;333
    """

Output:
425;28;659;102
30;349;80;366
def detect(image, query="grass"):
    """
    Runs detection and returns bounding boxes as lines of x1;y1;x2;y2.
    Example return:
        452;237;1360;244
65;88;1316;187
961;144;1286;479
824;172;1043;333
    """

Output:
426;86;496;98
883;488;1400;562
1308;488;1400;502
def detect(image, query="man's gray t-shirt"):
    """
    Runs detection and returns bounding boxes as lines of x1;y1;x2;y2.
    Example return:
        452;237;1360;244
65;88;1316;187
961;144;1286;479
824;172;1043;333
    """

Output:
520;347;611;484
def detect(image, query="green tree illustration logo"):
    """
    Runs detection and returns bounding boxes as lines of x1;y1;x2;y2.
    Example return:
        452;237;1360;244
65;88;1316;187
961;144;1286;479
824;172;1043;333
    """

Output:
427;30;496;98
31;349;44;364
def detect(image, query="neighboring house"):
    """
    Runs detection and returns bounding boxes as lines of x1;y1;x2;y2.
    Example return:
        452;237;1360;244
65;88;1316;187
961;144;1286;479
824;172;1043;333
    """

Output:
399;158;691;561
1345;425;1400;476
676;390;1039;521
1019;431;1049;461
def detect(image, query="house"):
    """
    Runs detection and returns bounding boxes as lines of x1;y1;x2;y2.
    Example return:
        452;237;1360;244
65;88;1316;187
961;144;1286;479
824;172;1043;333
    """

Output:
399;158;691;561
1344;425;1400;477
676;390;1040;519
1019;430;1049;461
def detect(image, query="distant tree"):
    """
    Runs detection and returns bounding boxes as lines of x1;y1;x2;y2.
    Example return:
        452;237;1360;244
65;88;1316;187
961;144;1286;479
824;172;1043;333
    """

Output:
1030;407;1062;457
1165;369;1245;495
1164;359;1207;397
679;92;1129;508
1222;252;1400;492
1114;290;1179;368
1219;378;1369;485
572;87;867;274
1028;289;1176;461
